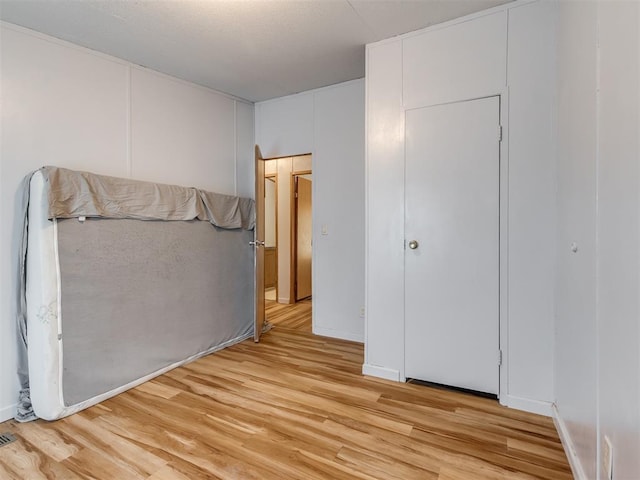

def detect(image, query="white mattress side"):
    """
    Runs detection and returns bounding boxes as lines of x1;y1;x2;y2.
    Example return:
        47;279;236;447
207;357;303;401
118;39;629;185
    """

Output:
26;170;64;420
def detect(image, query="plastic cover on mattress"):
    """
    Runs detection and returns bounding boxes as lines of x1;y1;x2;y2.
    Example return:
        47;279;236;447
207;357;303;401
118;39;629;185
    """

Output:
18;167;255;421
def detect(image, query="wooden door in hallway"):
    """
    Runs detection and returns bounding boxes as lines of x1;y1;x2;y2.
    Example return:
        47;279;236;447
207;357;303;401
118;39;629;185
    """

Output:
295;175;312;301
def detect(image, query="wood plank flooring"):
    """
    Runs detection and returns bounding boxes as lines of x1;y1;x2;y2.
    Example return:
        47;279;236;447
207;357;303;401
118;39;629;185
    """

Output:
265;299;312;332
0;300;571;479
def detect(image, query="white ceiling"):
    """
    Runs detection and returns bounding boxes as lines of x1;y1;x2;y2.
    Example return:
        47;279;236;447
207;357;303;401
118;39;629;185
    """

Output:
0;0;510;102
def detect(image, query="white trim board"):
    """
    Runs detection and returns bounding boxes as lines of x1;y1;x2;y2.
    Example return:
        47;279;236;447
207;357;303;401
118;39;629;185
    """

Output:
362;364;401;381
552;404;589;480
0;403;16;423
504;395;553;417
313;326;363;344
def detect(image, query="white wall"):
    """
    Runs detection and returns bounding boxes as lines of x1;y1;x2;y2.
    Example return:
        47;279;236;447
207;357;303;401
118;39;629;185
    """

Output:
313;82;365;341
505;0;557;409
255;94;314;160
402;11;506;108
130;68;237;195
0;22;254;422
235;101;255;198
364;39;404;381
264;178;276;248
554;2;640;479
554;4;598;477
365;1;557;415
597;4;640;478
254;79;365;342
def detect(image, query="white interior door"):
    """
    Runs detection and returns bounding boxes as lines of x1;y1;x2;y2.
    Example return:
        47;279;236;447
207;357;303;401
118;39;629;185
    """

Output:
404;96;500;395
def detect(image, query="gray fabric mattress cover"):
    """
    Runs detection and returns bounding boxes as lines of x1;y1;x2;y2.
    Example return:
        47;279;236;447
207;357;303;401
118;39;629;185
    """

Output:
16;166;256;422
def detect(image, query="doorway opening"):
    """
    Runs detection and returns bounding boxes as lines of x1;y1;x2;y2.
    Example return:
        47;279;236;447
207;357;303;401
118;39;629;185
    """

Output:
261;154;312;307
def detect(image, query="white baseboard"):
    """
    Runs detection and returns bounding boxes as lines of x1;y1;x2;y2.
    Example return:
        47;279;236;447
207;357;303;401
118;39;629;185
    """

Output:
552;404;588;480
504;394;553;417
0;403;16;423
312;326;364;343
362;363;401;381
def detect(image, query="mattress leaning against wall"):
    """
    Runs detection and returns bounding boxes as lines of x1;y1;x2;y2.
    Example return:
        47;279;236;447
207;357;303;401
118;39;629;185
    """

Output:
19;166;255;421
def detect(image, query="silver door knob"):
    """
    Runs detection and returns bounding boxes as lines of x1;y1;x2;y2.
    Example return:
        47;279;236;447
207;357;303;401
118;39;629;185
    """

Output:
408;240;419;250
249;240;265;247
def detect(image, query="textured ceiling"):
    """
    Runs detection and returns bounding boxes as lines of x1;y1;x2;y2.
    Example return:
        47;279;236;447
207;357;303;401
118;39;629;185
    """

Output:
0;0;511;102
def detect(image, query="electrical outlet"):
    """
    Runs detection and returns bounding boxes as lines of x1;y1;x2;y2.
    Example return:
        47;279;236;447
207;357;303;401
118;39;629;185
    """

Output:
359;306;365;318
603;435;613;480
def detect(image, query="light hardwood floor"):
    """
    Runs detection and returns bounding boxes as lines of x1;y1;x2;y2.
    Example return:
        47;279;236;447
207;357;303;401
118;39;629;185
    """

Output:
0;299;571;479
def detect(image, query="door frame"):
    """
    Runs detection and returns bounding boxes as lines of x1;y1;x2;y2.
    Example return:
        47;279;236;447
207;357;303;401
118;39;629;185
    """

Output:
403;94;501;396
257;154;313;307
399;91;509;404
496;91;509;405
291;170;313;302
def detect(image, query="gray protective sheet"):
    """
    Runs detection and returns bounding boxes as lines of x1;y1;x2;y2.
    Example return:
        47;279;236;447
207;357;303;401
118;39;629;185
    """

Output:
15;174;34;422
17;166;256;420
57;217;254;406
43;166;255;229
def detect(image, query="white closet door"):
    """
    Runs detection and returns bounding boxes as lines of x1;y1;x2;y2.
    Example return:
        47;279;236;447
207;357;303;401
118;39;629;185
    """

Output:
404;96;500;395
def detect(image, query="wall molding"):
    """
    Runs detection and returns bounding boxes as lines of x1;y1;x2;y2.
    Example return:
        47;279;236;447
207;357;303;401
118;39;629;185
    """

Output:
362;364;401;381
504;394;553;416
552;404;588;480
0;403;16;423
313;326;363;344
